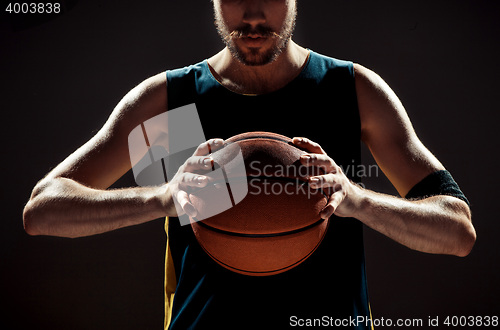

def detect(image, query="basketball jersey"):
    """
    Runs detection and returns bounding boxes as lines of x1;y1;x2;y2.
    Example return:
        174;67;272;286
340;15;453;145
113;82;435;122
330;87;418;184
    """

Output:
164;51;372;329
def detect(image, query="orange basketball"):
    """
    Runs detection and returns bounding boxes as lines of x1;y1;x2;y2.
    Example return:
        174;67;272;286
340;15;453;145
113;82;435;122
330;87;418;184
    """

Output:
189;132;329;276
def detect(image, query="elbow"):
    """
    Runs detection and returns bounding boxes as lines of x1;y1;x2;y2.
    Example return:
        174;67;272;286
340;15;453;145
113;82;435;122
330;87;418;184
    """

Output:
454;222;476;257
22;179;54;236
444;198;476;257
453;204;476;257
23;201;42;236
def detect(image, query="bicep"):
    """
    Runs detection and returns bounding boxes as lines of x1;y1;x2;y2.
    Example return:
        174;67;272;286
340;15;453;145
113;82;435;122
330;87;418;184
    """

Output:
44;72;168;190
354;63;444;196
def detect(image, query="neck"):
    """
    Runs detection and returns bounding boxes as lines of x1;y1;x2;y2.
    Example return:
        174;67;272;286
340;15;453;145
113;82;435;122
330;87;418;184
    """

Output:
207;41;309;95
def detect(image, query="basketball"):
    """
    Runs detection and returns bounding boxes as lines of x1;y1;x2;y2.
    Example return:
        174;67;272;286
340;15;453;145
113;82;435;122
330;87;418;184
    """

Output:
189;132;329;276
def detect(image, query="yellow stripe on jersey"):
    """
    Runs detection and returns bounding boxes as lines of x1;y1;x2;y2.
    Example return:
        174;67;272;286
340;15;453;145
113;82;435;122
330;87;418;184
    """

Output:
164;217;177;330
369;303;375;330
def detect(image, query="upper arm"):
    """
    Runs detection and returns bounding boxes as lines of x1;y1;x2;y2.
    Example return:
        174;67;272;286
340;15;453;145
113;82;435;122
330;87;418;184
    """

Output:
354;63;445;196
39;72;168;191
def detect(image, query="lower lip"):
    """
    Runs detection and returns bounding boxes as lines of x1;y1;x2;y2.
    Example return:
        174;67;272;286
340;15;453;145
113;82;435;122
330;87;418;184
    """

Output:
241;37;268;48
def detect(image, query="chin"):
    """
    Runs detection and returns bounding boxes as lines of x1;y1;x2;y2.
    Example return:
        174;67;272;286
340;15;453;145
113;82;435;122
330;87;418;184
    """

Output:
232;44;283;66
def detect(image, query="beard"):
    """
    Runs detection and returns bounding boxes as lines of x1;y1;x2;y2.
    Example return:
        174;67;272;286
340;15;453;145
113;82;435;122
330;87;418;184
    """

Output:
214;8;296;66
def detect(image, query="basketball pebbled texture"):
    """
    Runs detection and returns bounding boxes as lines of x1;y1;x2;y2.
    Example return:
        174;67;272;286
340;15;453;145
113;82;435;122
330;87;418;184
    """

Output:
189;132;329;276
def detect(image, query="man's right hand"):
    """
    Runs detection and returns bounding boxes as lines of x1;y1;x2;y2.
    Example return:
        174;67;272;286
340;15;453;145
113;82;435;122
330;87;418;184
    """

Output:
164;138;225;218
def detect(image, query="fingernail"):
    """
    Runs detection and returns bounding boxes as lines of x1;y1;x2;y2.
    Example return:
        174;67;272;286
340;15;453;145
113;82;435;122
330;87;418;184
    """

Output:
184;204;197;217
309;177;319;187
196;176;206;185
320;208;332;219
302;155;311;162
203;157;213;168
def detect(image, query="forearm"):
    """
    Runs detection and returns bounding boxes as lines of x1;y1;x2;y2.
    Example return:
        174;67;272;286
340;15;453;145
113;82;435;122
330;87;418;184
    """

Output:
23;177;169;238
348;185;475;256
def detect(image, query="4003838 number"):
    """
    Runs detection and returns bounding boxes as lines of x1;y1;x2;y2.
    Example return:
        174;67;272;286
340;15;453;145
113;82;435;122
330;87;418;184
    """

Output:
443;315;499;327
5;3;61;14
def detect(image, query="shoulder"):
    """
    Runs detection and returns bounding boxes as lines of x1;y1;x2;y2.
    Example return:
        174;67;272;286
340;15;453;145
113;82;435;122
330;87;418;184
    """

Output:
125;71;167;107
166;61;206;79
109;72;168;131
308;51;354;74
351;63;408;137
353;63;388;96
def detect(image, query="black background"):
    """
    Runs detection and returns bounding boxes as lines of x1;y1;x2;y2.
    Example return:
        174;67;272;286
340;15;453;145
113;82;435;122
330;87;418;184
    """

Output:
1;0;499;329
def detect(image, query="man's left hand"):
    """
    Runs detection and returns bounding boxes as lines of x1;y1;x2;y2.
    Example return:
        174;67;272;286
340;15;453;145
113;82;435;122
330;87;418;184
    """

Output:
293;137;362;219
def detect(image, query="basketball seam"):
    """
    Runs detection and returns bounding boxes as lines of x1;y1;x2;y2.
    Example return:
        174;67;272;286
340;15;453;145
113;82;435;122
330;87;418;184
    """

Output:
224;136;295;152
227;135;290;144
193;217;325;238
198;219;330;275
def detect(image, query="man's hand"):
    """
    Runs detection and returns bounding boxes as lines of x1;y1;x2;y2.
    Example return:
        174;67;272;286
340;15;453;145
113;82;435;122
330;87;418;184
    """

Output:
292;136;475;256
292;137;362;220
164;138;225;218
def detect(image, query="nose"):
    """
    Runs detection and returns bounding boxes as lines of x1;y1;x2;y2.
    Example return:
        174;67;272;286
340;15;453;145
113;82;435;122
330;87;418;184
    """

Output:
242;0;266;28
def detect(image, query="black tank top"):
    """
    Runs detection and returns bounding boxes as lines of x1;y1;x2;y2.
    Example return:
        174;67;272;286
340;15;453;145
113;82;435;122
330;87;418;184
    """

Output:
165;50;371;329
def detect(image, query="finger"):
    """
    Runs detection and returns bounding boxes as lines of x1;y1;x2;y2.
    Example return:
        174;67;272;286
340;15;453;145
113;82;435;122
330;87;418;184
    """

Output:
179;173;209;188
183;156;214;172
175;190;197;218
292;137;325;154
300;153;337;172
193;138;225;156
320;190;345;219
309;174;345;191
